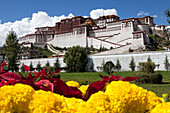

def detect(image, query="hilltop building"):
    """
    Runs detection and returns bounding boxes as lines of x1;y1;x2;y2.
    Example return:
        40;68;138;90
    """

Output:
19;15;166;55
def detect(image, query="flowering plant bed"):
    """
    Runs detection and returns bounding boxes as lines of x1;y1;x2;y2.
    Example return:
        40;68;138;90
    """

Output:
0;61;169;113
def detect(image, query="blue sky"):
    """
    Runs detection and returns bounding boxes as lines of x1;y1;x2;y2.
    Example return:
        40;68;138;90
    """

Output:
0;0;169;24
0;0;169;46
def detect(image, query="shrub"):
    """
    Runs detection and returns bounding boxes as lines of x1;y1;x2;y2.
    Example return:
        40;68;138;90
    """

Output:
135;72;163;84
103;61;115;74
138;62;155;73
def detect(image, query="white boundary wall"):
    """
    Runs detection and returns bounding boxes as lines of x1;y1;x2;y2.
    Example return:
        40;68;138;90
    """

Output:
20;51;170;72
20;57;66;72
88;51;170;71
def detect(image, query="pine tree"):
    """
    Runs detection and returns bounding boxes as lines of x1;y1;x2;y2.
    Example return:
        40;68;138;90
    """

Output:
20;63;25;73
89;62;94;72
5;30;20;72
101;59;105;71
165;8;170;24
147;56;152;62
29;61;34;71
64;46;88;72
46;60;50;67
116;59;121;71
54;57;60;71
36;61;41;72
164;55;169;71
129;57;136;72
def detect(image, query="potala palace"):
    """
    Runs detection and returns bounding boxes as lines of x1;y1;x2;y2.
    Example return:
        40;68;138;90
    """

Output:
19;15;169;54
18;15;170;71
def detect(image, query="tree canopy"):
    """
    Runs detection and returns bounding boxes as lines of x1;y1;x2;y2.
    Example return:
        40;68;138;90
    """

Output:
54;57;60;71
164;55;169;71
5;30;20;72
64;46;88;72
103;61;115;74
129;57;136;72
165;8;170;24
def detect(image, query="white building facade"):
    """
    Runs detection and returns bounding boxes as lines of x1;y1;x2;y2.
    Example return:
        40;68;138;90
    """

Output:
19;15;156;53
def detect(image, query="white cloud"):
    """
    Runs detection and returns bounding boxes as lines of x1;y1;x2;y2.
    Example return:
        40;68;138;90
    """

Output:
0;11;75;46
152;15;158;18
90;8;118;19
137;11;149;16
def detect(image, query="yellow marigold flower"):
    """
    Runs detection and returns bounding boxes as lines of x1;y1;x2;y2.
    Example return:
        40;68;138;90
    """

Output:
29;90;67;113
87;91;110;112
65;97;84;113
159;97;165;103
76;101;97;113
78;85;89;96
162;93;170;102
0;84;35;113
66;81;80;88
146;91;162;110
151;102;170;113
105;81;161;113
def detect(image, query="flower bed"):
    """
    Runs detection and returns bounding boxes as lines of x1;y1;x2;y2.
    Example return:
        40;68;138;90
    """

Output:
0;62;170;113
0;82;169;113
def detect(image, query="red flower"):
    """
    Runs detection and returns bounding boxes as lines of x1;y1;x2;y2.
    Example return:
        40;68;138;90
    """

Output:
34;79;54;93
23;65;30;72
99;74;137;82
84;80;108;100
0;72;23;81
0;61;8;72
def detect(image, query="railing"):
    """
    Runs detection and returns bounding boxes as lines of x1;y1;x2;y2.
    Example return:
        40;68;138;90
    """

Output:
46;43;63;54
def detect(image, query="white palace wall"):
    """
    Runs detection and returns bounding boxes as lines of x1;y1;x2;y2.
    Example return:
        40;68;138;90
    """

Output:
87;21;137;49
20;51;170;72
48;32;87;48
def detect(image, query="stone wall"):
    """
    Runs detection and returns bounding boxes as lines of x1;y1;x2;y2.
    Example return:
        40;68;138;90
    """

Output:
88;51;170;72
20;51;170;72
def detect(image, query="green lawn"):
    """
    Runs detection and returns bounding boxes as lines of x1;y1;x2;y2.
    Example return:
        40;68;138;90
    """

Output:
59;71;170;97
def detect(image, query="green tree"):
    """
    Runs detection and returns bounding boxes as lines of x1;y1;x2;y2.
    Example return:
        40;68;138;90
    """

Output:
164;55;169;71
36;61;41;72
89;62;94;72
20;63;25;73
165;8;170;24
5;30;20;72
129;57;136;72
64;46;88;72
139;62;155;73
45;60;50;67
147;56;152;62
115;59;121;71
54;57;60;71
103;61;115;74
29;61;34;71
146;35;162;51
101;59;105;71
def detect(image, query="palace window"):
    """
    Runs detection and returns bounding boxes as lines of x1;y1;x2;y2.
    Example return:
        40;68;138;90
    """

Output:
133;33;142;39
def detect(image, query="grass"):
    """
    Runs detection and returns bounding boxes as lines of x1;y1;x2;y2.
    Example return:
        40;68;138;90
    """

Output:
137;71;170;97
59;71;170;97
